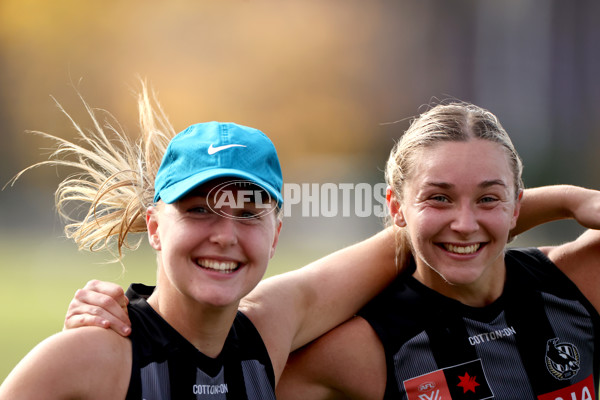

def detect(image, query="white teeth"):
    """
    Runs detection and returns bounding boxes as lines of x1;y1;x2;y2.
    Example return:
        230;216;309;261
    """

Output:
444;244;480;254
198;259;239;273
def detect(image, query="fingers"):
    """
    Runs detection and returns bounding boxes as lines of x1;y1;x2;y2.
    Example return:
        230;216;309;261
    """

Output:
63;313;110;330
84;279;129;308
64;280;132;337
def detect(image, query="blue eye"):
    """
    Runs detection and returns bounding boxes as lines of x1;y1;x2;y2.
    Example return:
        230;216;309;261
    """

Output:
241;210;258;219
480;196;498;204
431;195;449;203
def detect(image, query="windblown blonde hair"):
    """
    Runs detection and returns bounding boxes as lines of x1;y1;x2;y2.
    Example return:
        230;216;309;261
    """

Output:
10;81;176;260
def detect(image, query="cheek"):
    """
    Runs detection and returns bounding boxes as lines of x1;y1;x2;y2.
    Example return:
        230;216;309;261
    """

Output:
404;218;434;250
249;226;279;261
159;223;196;254
492;202;517;221
407;208;442;234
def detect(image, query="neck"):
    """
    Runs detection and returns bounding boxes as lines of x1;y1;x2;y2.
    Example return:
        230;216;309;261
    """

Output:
147;287;239;358
413;262;506;307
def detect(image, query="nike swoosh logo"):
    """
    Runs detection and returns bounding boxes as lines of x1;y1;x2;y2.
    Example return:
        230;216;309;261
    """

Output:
207;143;247;155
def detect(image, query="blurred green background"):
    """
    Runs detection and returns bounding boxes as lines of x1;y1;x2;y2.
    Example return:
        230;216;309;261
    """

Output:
1;0;599;381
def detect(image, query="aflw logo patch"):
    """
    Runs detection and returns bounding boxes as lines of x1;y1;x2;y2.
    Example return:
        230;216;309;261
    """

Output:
403;359;493;400
545;338;580;380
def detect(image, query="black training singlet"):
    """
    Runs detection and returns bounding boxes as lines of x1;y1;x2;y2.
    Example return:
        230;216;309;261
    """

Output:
359;248;600;400
124;284;276;400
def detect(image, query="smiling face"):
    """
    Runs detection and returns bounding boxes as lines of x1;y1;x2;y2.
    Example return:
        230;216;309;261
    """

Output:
389;139;521;305
147;179;281;311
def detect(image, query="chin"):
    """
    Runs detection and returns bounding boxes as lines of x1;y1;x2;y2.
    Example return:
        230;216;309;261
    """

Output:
191;289;243;309
434;267;485;287
204;297;241;309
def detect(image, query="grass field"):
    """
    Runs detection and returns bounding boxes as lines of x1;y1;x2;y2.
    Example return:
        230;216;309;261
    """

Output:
0;234;314;383
0;236;151;382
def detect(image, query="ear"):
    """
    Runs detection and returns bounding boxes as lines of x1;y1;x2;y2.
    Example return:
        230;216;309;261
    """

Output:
510;189;523;230
386;186;407;227
146;206;161;251
269;219;283;259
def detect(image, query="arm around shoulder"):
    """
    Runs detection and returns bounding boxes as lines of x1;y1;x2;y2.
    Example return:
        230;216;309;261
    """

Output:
241;227;399;378
276;316;386;400
0;327;131;400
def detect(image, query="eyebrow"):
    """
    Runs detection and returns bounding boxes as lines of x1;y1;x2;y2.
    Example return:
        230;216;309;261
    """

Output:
425;179;508;190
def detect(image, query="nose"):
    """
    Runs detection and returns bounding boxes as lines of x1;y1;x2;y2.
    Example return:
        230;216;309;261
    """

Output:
209;216;238;247
450;202;479;235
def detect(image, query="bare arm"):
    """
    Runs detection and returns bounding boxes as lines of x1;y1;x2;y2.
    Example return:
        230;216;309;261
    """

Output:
276;316;386;400
515;185;600;313
0;327;131;399
512;185;600;237
541;229;600;313
515;185;600;310
240;227;399;379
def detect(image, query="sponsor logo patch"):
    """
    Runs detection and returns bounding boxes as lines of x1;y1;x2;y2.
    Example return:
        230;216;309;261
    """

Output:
404;359;493;400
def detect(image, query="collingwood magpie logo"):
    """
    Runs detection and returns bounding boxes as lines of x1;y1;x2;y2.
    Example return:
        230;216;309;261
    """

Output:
545;338;580;380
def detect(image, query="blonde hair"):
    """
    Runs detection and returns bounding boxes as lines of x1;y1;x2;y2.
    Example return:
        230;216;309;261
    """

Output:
10;81;176;260
385;101;524;268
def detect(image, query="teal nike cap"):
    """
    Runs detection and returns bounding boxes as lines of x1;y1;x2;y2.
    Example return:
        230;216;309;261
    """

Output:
153;122;283;206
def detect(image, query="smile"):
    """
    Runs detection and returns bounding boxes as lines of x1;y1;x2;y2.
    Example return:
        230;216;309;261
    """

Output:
443;243;481;254
196;259;240;274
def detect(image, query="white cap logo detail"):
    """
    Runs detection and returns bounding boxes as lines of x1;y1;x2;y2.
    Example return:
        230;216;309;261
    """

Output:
207;143;247;155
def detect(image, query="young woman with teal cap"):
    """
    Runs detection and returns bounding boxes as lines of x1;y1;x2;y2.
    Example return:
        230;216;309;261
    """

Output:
0;85;398;399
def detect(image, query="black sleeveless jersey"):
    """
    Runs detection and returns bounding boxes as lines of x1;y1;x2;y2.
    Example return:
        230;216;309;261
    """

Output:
124;284;275;400
358;248;600;400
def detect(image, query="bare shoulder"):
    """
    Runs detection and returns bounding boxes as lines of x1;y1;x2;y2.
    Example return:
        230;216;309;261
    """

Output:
0;327;132;400
277;316;386;400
